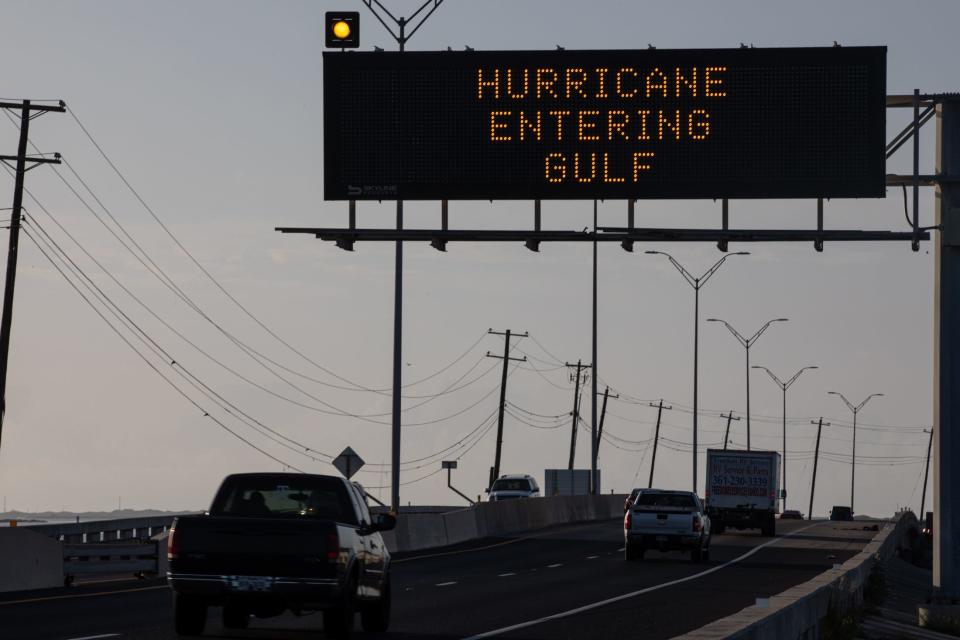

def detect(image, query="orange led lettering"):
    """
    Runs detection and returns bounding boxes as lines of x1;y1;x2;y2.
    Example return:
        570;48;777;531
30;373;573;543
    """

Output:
675;67;698;97
705;66;727;97
490;111;511;141
477;68;500;100
546;152;566;182
519;111;542;141
688;109;710;140
658;109;681;140
636;110;651;141
594;67;610;98
548;110;571;141
632;152;655;181
616;67;638;98
536;68;559;99
603;153;625;183
578;110;600;141
565;68;589;99
574;152;597;183
607;110;630;141
507;69;529;99
645;67;669;98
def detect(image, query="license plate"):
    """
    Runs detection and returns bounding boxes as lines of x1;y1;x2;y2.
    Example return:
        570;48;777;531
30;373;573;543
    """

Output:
656;535;668;542
229;576;274;592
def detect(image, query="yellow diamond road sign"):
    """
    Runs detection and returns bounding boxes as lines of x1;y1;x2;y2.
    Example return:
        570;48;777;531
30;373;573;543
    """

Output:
333;446;365;480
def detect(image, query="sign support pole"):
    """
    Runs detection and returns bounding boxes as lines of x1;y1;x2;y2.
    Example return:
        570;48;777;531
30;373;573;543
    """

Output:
933;98;960;601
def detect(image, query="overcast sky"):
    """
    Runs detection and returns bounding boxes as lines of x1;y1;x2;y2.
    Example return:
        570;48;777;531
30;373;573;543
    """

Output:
0;0;955;517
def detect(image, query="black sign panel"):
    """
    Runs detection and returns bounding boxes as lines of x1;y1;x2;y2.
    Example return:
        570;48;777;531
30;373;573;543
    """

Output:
324;47;886;200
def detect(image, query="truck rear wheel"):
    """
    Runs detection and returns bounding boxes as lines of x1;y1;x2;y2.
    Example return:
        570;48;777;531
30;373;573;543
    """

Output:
173;592;207;636
361;576;391;632
324;573;357;639
761;514;776;537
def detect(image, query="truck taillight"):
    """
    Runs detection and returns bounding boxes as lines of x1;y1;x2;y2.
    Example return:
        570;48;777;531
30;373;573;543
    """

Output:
326;532;339;562
167;524;179;560
624;510;631;530
692;516;702;532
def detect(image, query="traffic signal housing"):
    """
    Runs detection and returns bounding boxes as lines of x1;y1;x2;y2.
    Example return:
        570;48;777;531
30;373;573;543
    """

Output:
326;12;359;48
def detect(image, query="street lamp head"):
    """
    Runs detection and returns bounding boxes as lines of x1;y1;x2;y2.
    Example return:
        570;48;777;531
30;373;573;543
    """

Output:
750;365;764;369
807;366;819;370
706;318;721;322
644;250;660;255
827;391;840;395
775;318;789;322
734;251;750;256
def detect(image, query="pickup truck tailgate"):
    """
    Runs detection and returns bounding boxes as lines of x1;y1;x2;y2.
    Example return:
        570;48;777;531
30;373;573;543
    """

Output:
171;515;338;578
630;507;695;535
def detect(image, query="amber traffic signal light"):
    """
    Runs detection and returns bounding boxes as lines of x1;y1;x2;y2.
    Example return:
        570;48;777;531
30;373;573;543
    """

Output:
326;12;359;48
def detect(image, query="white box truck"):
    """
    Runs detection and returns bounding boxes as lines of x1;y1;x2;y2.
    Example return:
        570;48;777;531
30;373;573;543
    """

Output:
705;449;781;536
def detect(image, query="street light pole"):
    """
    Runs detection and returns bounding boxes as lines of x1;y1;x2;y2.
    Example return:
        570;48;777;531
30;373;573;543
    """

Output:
828;391;883;514
753;365;818;511
707;317;789;450
645;250;748;493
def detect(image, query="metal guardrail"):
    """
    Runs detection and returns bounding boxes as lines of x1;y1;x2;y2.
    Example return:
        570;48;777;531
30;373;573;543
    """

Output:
29;514;191;543
64;542;160;576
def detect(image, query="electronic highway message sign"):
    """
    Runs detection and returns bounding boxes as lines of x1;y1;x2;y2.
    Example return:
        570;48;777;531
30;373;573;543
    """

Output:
323;47;885;200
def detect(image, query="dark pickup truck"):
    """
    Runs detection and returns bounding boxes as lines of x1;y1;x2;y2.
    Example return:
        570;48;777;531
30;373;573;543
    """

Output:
168;472;395;638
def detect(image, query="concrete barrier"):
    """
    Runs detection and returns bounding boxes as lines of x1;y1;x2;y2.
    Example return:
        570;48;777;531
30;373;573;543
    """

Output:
0;528;64;592
385;495;624;553
675;512;916;640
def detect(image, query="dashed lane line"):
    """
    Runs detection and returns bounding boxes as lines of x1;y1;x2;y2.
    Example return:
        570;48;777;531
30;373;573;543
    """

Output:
462;522;824;639
586;555;599;559
65;635;121;640
498;573;516;577
547;564;563;569
436;581;458;587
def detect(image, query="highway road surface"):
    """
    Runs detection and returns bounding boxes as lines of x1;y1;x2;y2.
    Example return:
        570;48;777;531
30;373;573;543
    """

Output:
0;518;881;640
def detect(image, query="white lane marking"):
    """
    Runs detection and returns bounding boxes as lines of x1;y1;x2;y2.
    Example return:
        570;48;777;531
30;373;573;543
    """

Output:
547;563;563;568
0;584;167;607
498;572;516;577
616;547;625;552
462;522;823;640
65;635;121;640
436;581;458;587
586;555;598;560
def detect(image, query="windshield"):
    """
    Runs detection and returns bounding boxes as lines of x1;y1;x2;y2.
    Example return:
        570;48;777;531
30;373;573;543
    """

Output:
636;492;696;509
491;479;532;492
210;474;358;524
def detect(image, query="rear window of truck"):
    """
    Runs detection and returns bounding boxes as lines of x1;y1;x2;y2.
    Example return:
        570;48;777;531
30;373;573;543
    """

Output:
210;475;358;524
636;493;697;509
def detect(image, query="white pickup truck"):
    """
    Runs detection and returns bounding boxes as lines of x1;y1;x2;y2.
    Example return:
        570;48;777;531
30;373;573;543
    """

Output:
624;489;711;562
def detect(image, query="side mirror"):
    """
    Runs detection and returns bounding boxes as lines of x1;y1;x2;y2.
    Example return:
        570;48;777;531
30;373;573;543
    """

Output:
371;512;396;532
484;488;490;494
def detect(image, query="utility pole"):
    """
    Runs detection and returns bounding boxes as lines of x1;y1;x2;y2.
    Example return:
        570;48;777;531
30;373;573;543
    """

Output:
595;386;617;452
648;399;671;488
360;0;446;513
0;100;65;451
486;329;526;487
808;418;828;520
921;427;933;520
721;410;741;450
565;360;589;469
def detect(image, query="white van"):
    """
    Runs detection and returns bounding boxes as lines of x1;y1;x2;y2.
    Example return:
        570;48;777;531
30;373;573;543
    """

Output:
488;474;540;501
